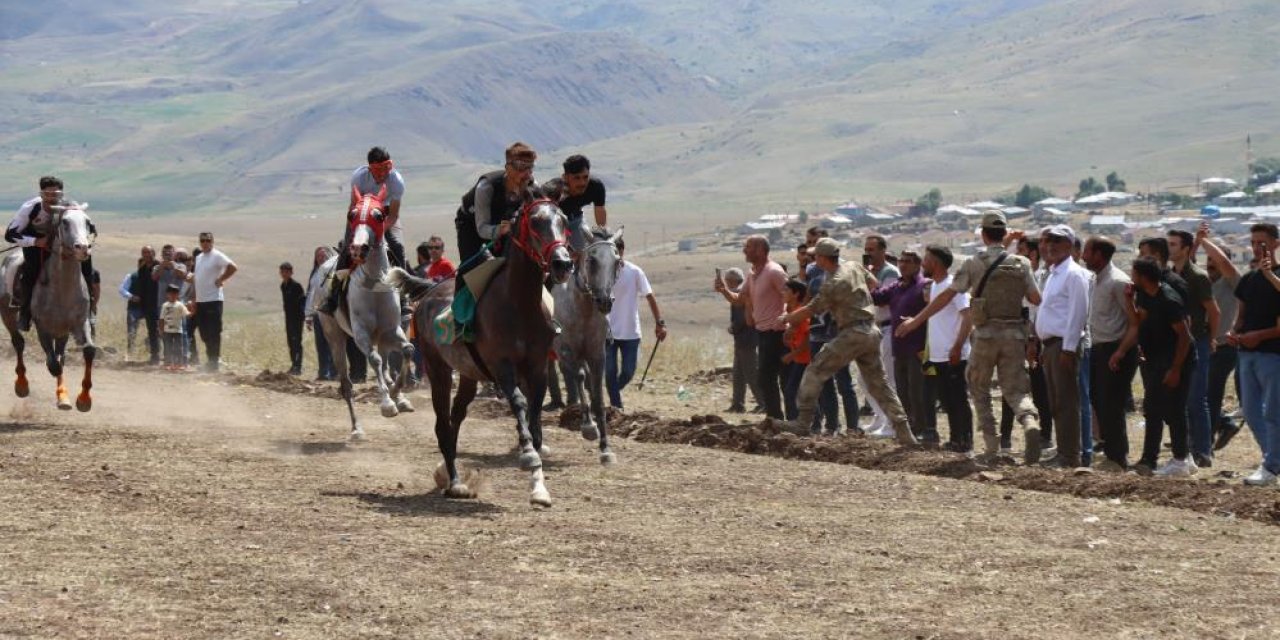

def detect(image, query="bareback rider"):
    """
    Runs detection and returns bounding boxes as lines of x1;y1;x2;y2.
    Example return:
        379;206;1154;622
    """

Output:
541;154;607;253
454;142;541;276
6;175;95;331
319;147;406;313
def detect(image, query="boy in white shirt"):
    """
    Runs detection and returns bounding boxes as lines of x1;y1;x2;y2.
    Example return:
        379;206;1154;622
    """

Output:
159;284;189;370
920;245;975;453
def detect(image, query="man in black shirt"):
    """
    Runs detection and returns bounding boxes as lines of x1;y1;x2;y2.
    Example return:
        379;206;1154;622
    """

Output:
542;154;607;253
279;262;306;376
1119;257;1197;476
1230;223;1280;486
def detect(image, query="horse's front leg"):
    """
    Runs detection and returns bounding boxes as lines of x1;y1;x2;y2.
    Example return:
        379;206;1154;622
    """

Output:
9;317;28;398
497;362;550;507
391;332;415;414
356;329;396;419
587;352;615;465
567;358;598;441
326;326;361;439
73;324;94;412
42;334;70;410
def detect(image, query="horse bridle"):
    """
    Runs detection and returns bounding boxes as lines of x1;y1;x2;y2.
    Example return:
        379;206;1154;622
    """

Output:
572;237;619;298
509;199;567;272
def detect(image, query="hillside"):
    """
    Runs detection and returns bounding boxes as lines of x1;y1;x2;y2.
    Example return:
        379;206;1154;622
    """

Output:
0;0;1277;215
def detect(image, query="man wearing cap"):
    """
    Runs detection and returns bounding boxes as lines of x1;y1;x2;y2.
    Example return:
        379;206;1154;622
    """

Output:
1034;224;1092;468
777;238;918;445
897;211;1043;463
280;261;306;376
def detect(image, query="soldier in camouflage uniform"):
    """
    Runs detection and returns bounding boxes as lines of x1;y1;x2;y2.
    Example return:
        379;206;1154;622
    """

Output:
776;239;919;446
897;212;1044;463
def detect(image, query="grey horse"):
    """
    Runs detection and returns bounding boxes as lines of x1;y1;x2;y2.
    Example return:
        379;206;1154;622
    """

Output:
314;186;414;439
0;204;97;410
551;226;623;465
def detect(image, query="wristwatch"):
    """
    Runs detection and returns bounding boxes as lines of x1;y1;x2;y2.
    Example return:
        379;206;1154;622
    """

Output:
656;319;666;327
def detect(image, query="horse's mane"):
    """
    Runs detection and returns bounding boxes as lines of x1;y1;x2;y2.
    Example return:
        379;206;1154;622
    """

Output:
587;226;613;240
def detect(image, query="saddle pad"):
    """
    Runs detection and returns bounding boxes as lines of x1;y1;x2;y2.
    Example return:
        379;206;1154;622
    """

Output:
433;306;459;345
461;257;504;300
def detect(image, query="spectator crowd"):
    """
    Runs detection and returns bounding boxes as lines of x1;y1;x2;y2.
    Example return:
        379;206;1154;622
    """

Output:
717;216;1280;486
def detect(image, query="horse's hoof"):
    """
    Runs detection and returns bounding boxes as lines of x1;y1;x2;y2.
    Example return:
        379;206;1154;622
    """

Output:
581;423;599;441
75;393;91;412
56;390;71;410
538;444;552;458
350;428;365;442
518;450;542;471
530;488;552;507
445;483;474;499
396;398;414;413
600;451;617;466
380;402;399;418
14;379;28;398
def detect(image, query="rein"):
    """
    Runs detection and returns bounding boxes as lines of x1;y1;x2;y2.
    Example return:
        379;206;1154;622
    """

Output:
508;199;566;272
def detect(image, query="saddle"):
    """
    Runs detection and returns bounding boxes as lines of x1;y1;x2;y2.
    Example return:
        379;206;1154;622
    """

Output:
432;257;557;346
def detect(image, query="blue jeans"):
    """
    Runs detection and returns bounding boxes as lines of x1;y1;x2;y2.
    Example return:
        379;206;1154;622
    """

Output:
812;341;858;432
126;306;144;357
1079;348;1093;466
783;361;806;421
605;338;641;408
1186;337;1213;457
1238;351;1280;473
312;322;336;380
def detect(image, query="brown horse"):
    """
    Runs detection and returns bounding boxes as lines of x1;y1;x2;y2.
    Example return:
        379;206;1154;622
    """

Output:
386;199;572;506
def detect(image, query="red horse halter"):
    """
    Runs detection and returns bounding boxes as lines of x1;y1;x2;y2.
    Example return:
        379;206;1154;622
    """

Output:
509;198;566;271
348;185;387;239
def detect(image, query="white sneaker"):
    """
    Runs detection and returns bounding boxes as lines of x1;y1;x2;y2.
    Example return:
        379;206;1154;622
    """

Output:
998;447;1013;456
867;426;896;440
1040;446;1058;462
1154;458;1197;477
1243;465;1278;487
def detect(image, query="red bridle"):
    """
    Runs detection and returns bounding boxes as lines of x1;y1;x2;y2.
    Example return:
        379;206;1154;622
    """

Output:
348;185;387;241
508;198;567;271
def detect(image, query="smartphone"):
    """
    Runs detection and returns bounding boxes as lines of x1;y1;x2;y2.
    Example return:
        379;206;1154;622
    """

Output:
714;267;724;288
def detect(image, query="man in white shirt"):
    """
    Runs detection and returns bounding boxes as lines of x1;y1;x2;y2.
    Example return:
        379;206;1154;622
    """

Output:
605;237;667;409
193;232;238;372
1034;225;1092;468
920;245;975;453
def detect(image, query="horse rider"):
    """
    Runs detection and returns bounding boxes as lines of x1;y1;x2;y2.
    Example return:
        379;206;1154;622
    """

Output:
6;175;95;331
454;142;541;276
319;146;406;314
541;154;607;254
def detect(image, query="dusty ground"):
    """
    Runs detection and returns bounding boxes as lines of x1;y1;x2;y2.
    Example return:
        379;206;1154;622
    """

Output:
3;366;1279;639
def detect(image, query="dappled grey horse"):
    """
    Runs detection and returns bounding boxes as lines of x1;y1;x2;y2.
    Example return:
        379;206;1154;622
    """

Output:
0;204;98;410
315;185;414;439
551;226;623;465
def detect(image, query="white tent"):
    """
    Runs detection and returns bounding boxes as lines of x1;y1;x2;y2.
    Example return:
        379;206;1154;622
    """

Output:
1216;191;1248;200
1201;177;1238;187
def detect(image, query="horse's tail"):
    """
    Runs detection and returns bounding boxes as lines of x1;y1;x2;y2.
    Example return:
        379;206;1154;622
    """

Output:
383;267;436;300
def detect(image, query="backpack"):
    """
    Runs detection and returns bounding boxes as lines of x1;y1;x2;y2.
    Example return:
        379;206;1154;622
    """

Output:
971;253;1030;325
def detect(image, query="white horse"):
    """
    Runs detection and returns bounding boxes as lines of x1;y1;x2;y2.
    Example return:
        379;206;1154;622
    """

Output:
0;204;97;409
314;186;414;439
551;226;623;465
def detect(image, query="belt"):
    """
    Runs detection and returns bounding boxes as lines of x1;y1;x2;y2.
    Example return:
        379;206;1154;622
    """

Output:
1041;336;1063;345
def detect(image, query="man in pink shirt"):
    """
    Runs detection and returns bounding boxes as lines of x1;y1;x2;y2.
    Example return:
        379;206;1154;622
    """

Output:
733;235;788;419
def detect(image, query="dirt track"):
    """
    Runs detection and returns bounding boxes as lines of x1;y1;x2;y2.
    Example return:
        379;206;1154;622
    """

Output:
3;367;1279;639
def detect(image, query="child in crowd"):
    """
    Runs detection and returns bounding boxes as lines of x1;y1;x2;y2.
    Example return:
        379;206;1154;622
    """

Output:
159;284;189;370
781;278;813;428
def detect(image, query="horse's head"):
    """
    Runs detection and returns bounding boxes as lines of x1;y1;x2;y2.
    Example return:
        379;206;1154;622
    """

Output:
578;226;624;314
50;203;95;262
347;184;387;263
514;199;573;284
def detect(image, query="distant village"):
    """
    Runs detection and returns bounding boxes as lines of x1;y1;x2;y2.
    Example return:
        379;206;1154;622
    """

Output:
700;175;1280;267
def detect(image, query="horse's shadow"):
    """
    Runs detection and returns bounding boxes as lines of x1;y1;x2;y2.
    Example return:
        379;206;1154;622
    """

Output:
0;421;49;434
458;449;565;471
320;489;506;518
270;440;352;456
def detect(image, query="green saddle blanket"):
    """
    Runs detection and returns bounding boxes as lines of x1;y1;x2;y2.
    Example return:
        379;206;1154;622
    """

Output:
435;258;504;345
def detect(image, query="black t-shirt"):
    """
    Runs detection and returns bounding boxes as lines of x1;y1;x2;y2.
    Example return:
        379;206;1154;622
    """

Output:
542;177;605;220
1136;282;1188;361
1234;267;1280;354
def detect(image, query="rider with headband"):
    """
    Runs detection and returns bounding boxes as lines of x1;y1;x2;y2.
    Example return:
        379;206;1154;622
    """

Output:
319;147;405;314
454;142;541;276
541;154;606;253
5;175;95;331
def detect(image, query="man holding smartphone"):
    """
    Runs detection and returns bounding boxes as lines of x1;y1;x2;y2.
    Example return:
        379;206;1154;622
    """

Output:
1230;223;1280;486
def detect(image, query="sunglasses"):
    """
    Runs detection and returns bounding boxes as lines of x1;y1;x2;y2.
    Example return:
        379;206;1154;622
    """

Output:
427;246;444;250
508;161;534;171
